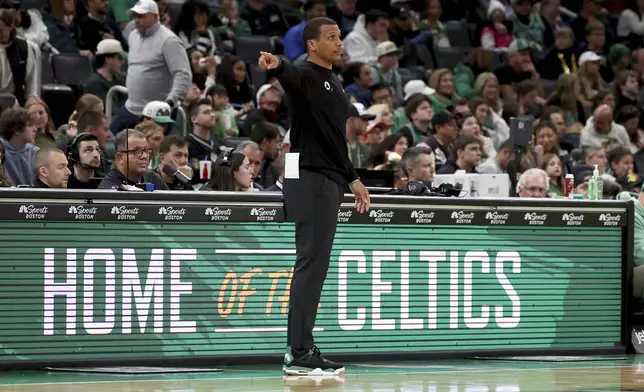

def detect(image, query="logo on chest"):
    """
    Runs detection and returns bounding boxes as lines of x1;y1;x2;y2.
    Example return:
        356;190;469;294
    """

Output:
324;81;331;91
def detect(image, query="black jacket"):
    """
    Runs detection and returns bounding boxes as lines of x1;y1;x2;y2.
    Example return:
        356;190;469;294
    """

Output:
97;168;169;190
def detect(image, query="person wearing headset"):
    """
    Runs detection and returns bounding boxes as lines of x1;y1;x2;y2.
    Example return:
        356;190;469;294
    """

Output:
66;133;102;189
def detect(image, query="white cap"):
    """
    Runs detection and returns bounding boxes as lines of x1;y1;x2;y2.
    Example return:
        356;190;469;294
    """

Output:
129;0;159;15
376;41;402;58
487;0;506;18
403;79;435;101
255;84;281;105
95;39;125;56
579;51;602;67
142;101;175;124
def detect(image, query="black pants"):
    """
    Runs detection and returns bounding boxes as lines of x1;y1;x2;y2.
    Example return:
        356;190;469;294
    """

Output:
283;170;343;350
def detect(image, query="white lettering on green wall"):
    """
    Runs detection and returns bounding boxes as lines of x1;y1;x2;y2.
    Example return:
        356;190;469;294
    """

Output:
42;248;196;335
336;250;521;331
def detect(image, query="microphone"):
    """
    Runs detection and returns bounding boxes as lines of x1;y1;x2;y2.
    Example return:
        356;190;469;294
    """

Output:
162;164;192;187
70;157;100;171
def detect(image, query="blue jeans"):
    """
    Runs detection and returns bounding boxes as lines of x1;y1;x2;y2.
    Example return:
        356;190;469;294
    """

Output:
110;106;140;134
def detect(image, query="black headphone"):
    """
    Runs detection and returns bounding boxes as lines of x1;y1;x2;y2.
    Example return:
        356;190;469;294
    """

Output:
67;132;99;167
218;147;234;167
389;180;464;197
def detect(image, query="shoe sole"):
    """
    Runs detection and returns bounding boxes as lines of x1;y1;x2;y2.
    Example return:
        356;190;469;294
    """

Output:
282;366;346;376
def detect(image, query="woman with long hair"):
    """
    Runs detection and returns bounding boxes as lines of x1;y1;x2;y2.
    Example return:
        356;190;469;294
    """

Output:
547;73;586;129
540;153;565;197
578;51;607;107
365;133;411;170
429;68;458;113
524;121;573;174
136;120;165;170
455;111;496;159
615;105;644;153
453;48;495;100
204;150;253;191
474;72;502;114
173;0;217;56
216;55;254;106
25;97;57;149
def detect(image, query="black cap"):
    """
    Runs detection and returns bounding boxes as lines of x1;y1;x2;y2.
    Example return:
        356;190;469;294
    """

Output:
616;174;643;191
348;104;376;121
431;110;455;128
574;170;593;186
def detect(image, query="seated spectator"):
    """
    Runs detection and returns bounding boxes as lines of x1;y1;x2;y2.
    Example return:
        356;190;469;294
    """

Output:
437;135;482;174
494;39;539;102
570;0;611;50
516;168;549;198
235;140;263;190
206;85;239;138
363;122;386;150
211;0;251;48
156;135;193;190
365;132;409;170
616;173;643;193
327;0;359;38
83;39;127;106
455;111;495;159
32;148;70;188
537;27;579;80
66;133;101;189
243;83;284;137
174;0;217;56
583;146;612;180
540;153;565;197
399;93;433;146
602;179;622;199
370;84;407;131
73;111;111;172
593;88;616;111
41;0;87;55
186;99;224;185
216;54;254;106
429;69;458;114
262;149;284;192
0;107;38;186
0;9;37;105
481;0;513;52
517;79;543;118
615;70;641;113
474;72;502;116
122;0;172;39
399;146;435;185
240;0;289;36
615;105;643;153
453;48;495;100
608;146;638;181
418;0;449;48
346;102;374;168
468;97;509;147
582;20;606;55
578;51;607;108
3;0;52;52
617;0;644;46
548;73;586;129
524;121;574;173
478;139;515;175
540;105;576;151
366;103;394;136
250;121;280;188
204;149;253;191
141;101;175;133
509;0;545;51
70;93;105;123
386;7;417;49
606;44;631;83
371;41;403;104
573;166;593;198
188;49;218;91
424;110;457;169
26;98;57;150
136;120;164;169
0;141;12;188
540;0;568;48
344;62;373;108
283;0;326;62
581;104;631;150
345;10;389;64
77;0;127;54
97;129;168;189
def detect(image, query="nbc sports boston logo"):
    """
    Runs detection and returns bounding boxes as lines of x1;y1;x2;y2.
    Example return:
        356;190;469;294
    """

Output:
18;204;49;220
562;213;584;226
250;207;278;222
599;213;622;226
523;212;548;225
450;210;475;224
485;211;509;225
110;205;140;220
68;205;98;220
337;209;353;223
205;207;233;221
158;206;187;221
368;209;394;223
410;209;435;224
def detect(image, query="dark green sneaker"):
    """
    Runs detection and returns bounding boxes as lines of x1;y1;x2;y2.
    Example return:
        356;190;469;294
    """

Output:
282;346;345;376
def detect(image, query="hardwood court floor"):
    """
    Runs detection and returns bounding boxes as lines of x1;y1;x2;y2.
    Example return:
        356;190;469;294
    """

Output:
0;356;643;392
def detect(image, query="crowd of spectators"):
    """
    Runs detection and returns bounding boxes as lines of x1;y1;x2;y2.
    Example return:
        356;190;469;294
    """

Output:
1;0;644;199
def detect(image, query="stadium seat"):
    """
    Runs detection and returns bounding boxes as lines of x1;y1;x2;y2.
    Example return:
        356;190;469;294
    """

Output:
41;84;75;128
249;63;267;88
444;20;471;48
541;78;558;98
235;36;274;64
0;93;17;110
41;54;55;85
398;67;415;87
434;47;466;69
224;137;250;149
51;54;93;88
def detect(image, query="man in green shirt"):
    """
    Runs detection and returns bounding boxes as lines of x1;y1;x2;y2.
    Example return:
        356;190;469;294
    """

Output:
346;103;375;169
83;39;126;107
